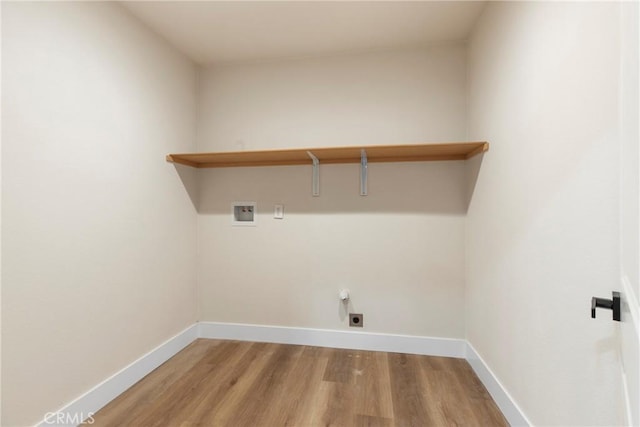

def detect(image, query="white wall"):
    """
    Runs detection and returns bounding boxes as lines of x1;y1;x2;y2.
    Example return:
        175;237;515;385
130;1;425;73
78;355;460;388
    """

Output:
1;3;198;426
467;2;626;425
197;47;469;337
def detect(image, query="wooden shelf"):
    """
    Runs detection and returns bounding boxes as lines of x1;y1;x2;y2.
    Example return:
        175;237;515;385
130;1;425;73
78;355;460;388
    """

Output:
166;142;489;168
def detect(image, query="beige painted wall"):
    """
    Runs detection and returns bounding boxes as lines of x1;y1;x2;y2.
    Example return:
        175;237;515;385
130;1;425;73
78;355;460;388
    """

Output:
197;47;469;337
197;46;467;151
467;2;627;425
1;3;198;425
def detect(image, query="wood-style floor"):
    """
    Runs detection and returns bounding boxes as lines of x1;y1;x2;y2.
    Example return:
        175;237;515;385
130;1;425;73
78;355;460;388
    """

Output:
92;339;508;427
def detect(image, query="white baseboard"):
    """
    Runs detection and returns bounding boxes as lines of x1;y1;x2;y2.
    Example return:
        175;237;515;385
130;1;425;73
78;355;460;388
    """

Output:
466;342;531;427
37;322;531;427
198;321;467;358
36;324;198;427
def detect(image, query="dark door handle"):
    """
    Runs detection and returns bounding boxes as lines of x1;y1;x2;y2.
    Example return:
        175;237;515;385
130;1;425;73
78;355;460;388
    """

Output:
591;291;620;321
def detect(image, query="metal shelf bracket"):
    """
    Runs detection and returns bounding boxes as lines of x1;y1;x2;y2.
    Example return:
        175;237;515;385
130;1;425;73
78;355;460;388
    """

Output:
360;149;368;196
307;151;320;197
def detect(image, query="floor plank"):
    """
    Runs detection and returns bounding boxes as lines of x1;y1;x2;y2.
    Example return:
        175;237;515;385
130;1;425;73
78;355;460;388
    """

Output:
92;340;508;427
388;353;438;426
354;351;394;419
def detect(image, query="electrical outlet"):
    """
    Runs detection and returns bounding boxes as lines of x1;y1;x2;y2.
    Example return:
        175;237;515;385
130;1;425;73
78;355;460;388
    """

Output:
349;313;363;327
274;204;284;219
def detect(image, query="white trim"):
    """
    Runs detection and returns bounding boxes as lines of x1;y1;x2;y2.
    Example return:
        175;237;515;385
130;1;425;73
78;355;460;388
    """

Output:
36;324;198;427
622;275;639;339
466;342;532;427
622;362;633;427
621;275;639;427
198;321;466;358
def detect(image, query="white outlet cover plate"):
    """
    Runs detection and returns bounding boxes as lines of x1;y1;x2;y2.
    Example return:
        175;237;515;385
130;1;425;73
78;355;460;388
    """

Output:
274;204;284;219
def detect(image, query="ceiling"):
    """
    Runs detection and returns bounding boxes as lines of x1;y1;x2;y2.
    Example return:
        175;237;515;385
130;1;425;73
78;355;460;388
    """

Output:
122;1;486;65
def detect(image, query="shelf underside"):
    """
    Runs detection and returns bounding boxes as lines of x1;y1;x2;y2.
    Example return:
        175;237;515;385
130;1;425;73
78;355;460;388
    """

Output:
166;142;489;168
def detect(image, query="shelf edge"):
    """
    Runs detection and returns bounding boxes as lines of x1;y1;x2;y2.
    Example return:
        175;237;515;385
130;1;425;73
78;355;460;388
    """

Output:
166;154;198;168
465;142;490;159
